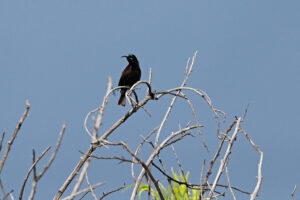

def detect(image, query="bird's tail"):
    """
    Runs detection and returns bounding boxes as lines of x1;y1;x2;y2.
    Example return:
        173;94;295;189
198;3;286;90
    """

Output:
118;90;126;106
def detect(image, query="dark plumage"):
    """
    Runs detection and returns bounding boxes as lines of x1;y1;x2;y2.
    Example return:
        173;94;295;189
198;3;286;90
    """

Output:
118;54;141;106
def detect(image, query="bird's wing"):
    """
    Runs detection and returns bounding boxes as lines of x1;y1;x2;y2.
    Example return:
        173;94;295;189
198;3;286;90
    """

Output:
118;65;131;86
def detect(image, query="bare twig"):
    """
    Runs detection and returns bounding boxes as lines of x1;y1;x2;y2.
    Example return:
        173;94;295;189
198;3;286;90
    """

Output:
120;141;165;200
163;132;195;149
81;151;135;164
70;157;91;198
93;76;113;141
199;160;205;200
0;132;5;153
204;119;237;186
54;82;153;200
32;149;37;181
19;146;51;200
225;166;236;200
208;117;242;199
130;125;201;200
61;182;105;200
154;52;197;147
84;107;100;138
240;127;263;200
132;127;158;182
0;100;30;175
85;173;97;200
3;189;14;200
99;184;126;200
0;178;7;199
156;87;219;119
151;162;249;195
72;77;112;197
171;145;187;182
291;184;297;200
242;104;250;120
28;122;67;200
180;91;208;151
171;145;190;199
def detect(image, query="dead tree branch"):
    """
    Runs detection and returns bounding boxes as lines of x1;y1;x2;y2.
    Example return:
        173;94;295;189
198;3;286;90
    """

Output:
0;100;30;175
19;146;51;200
28;122;66;200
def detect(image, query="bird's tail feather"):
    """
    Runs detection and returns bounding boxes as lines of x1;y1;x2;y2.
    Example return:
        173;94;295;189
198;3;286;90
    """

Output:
118;92;126;106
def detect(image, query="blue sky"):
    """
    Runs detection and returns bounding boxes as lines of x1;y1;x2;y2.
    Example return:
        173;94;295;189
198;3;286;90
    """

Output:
0;1;299;199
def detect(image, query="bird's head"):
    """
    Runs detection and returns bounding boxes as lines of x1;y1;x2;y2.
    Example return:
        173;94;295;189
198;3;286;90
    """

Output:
122;54;139;64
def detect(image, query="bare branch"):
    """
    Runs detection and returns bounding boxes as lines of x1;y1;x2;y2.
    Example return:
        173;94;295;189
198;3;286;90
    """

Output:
72;77;113;197
93;76;112;141
85;173;97;200
240;127;263;200
225;166;236;200
19;146;51;200
291;184;297;200
81;151;135;164
0;132;5;153
130;125;201;200
54;84;153;200
61;182;105;200
3;189;14;200
28;122;67;200
132;127;158;182
99;184;126;200
120;142;165;200
0;178;7;199
0;100;30;175
180;91;208;151
204;119;237;186
157;86;219;119
154;52;198;147
208;117;242;199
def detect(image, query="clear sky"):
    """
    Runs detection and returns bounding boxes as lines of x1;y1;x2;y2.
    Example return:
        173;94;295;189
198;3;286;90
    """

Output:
0;0;299;199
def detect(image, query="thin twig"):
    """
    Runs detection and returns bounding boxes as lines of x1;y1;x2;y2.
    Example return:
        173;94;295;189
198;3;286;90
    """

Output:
72;77;113;197
3;189;14;200
123;142;165;200
0;178;7;199
61;182;105;200
180;91;208;151
208;118;242;199
19;146;51;200
225;166;236;200
157;87;219;119
132;127;158;182
204;119;237;186
99;184;126;200
199;160;205;200
85;173;97;200
130;125;201;200
154;52;197;147
0;100;30;175
81;152;135;164
0;132;5;153
28;122;67;200
291;184;297;200
242;104;250;120
151;162;249;195
240;127;263;200
54;83;153;200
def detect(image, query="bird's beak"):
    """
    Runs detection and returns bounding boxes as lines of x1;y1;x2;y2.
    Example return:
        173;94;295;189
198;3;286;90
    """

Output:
121;55;127;58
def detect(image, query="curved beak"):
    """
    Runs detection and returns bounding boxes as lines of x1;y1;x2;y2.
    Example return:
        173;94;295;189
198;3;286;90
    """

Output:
121;55;127;58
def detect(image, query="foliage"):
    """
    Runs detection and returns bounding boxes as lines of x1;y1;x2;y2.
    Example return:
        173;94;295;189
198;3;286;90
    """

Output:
137;168;201;200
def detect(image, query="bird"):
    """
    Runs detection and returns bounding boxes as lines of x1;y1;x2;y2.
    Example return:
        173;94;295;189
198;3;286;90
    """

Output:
118;54;141;106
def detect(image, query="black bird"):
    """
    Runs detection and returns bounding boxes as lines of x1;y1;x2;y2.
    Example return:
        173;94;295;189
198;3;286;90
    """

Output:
118;54;141;106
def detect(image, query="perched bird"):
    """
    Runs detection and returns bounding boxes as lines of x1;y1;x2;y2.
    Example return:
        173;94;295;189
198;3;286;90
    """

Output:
118;54;141;106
